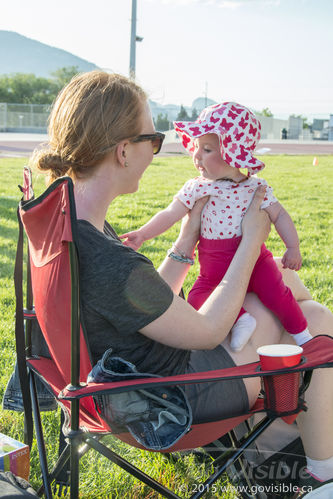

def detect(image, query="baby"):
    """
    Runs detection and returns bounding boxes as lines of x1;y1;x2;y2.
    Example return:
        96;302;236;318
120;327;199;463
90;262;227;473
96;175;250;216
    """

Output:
121;102;312;351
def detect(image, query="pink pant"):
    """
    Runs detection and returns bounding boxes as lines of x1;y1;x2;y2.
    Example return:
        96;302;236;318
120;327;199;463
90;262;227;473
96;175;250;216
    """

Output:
188;236;307;335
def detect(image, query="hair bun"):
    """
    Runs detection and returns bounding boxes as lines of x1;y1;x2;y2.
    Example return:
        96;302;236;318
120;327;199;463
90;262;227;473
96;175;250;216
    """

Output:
32;149;71;181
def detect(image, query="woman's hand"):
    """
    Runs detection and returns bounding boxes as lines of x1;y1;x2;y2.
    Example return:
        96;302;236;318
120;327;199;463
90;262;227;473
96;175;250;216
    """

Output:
242;186;270;246
175;196;209;256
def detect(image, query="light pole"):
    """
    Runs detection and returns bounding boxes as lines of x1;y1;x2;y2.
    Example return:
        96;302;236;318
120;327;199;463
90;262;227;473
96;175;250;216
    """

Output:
129;0;143;80
204;81;208;108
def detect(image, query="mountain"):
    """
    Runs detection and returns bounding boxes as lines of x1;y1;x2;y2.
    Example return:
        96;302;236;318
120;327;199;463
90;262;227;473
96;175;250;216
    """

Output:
0;30;99;76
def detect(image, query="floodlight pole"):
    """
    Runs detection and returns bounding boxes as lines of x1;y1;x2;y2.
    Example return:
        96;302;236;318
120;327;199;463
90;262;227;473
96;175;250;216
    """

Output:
129;0;143;80
130;0;137;80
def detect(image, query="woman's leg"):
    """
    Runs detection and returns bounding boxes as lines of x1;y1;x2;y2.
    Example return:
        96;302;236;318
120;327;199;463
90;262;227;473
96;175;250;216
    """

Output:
221;292;283;408
223;287;333;470
293;299;333;460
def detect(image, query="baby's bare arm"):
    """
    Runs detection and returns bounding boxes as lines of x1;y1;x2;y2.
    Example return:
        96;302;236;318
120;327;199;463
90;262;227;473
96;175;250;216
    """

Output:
265;202;302;270
120;198;189;249
139;198;189;240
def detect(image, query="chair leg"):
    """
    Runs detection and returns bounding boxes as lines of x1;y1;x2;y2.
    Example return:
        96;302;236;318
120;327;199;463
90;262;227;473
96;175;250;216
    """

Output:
54;411;70;486
29;372;53;499
202;421;261;496
226;428;261;498
69;439;80;499
69;399;80;499
190;416;276;499
51;411;97;496
84;436;180;499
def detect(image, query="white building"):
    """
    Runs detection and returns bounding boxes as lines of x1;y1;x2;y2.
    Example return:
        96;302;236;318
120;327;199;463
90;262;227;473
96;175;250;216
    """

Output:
329;115;333;141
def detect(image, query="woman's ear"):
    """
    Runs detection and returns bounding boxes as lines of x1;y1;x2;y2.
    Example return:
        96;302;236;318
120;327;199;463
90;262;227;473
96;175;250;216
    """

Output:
116;141;130;167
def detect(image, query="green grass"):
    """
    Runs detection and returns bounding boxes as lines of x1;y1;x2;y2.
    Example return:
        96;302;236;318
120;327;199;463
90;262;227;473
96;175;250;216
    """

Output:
0;155;332;497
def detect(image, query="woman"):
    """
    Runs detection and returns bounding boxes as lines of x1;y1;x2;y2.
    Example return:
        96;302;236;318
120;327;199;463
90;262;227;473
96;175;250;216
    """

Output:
31;71;333;488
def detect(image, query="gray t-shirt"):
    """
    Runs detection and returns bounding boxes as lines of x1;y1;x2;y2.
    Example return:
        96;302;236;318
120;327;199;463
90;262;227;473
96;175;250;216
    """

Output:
76;220;190;375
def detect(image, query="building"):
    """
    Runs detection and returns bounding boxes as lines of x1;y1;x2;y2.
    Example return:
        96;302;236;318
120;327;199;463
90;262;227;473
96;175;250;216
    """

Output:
329;115;333;141
255;114;288;140
287;116;304;140
312;119;329;140
0;98;330;141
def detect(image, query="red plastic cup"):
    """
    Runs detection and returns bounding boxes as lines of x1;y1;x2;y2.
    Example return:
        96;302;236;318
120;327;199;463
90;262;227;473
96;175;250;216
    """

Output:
257;344;303;371
256;344;303;422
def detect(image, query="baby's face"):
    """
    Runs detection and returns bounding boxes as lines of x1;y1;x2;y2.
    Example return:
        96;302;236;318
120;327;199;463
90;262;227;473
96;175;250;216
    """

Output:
193;134;234;181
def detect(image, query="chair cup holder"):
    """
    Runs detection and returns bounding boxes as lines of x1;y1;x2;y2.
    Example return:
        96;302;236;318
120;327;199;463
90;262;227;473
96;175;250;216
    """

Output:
256;356;306;373
261;366;305;415
256;357;306;415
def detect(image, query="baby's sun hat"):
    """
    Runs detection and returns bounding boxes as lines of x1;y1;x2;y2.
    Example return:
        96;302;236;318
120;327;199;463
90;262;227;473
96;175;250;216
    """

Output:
174;102;265;175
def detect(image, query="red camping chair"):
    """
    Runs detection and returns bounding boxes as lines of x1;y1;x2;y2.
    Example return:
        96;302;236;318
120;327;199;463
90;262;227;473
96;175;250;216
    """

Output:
13;171;333;499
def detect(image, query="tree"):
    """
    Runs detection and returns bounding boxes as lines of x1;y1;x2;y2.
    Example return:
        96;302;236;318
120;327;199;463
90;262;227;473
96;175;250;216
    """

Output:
51;66;80;91
0;67;81;105
0;75;15;103
0;73;56;104
261;107;273;117
302;118;309;130
290;114;309;129
176;105;190;121
190;108;199;121
155;113;170;131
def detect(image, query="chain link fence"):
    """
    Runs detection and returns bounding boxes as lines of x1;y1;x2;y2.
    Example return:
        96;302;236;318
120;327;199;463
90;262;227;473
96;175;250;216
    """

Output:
0;103;49;132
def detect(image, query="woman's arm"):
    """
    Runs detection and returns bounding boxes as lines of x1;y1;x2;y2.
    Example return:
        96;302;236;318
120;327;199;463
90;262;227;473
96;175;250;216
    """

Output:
120;199;188;250
141;186;270;350
265;202;302;271
158;197;208;293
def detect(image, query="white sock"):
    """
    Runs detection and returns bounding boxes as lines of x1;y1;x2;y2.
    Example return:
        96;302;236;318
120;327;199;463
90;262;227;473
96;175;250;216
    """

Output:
293;328;312;346
230;313;257;352
306;455;333;481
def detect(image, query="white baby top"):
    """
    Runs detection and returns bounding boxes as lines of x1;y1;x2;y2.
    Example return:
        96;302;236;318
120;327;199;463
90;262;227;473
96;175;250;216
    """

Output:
175;176;277;239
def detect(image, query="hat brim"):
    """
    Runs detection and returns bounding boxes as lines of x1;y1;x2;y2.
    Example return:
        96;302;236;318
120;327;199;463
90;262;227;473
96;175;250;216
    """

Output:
173;120;265;174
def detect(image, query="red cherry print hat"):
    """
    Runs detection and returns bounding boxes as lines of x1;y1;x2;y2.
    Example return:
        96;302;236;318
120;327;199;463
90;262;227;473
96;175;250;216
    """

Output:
174;102;265;175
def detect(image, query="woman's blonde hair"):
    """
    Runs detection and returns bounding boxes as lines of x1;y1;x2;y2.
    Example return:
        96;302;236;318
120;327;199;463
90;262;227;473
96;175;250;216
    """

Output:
30;71;147;183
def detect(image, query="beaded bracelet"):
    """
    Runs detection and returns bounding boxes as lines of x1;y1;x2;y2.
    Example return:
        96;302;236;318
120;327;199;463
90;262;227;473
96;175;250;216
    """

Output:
167;249;195;265
173;244;196;260
172;244;192;259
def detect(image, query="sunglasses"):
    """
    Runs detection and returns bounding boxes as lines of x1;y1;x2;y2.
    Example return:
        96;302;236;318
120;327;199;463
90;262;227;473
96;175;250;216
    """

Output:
132;132;165;155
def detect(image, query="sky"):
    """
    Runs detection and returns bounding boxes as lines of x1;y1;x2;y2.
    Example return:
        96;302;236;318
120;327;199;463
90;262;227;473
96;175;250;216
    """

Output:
1;0;332;119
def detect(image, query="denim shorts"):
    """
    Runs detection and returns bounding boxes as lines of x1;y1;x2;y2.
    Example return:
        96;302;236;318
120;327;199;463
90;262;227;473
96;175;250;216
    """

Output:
87;349;193;450
185;344;249;424
3;318;57;413
3;361;57;412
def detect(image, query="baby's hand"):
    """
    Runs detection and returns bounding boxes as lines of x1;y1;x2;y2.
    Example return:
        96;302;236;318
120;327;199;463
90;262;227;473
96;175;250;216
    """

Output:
119;230;145;250
281;247;302;271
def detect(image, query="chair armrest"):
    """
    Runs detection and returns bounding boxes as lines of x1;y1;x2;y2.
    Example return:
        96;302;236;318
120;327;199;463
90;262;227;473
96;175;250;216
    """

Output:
28;335;333;401
58;335;333;401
